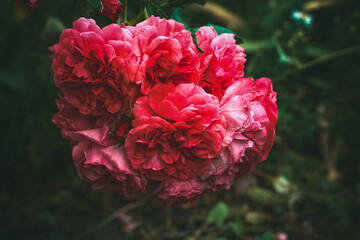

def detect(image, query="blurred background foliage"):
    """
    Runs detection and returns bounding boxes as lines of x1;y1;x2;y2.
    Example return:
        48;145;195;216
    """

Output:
0;0;359;239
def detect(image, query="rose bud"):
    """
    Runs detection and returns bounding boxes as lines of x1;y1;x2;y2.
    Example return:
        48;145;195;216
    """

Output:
101;0;124;21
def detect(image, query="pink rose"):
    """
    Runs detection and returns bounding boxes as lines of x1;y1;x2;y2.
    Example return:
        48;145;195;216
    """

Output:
73;142;147;198
195;26;246;99
153;77;277;206
50;18;139;117
53;96;145;198
220;77;278;175
52;96;117;146
243;77;278;163
16;0;46;11
125;83;226;181
52;96;96;140
133;16;200;94
100;0;124;21
153;149;234;207
200;148;237;190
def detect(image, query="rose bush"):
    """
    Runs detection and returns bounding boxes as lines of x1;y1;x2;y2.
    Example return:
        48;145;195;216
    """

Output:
52;16;277;207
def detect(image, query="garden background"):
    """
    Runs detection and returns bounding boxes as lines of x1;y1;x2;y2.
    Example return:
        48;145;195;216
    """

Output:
0;0;359;239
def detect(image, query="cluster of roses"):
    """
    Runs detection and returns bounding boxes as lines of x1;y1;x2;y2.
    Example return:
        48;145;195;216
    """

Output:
16;0;123;21
51;16;277;207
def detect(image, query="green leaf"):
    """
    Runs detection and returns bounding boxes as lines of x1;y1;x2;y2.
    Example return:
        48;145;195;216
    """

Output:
207;202;229;227
86;0;100;9
147;5;154;17
43;17;66;34
205;24;244;44
239;40;273;53
170;8;190;30
230;222;243;236
289;191;302;207
247;187;273;203
255;233;274;240
210;238;228;240
273;176;291;194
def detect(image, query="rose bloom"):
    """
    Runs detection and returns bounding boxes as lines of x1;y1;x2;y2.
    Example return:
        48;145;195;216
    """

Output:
153;178;211;207
50;18;139;117
195;26;246;99
52;95;119;148
125;83;226;181
153;77;277;206
101;0;124;21
16;0;46;11
53;96;146;198
73;141;147;198
133;16;200;94
220;77;278;174
153;149;237;207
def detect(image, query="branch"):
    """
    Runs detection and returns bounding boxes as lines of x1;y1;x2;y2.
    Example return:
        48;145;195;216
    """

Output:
273;44;360;81
74;199;146;240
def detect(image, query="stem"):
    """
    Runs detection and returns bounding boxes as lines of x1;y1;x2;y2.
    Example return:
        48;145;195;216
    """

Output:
252;169;277;181
274;44;360;81
300;44;360;69
74;199;146;240
124;0;128;24
143;6;149;19
128;7;145;25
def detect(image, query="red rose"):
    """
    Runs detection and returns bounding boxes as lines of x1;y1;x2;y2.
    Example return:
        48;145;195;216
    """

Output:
125;83;226;181
16;0;46;11
195;26;246;99
100;0;124;22
114;121;132;141
133;16;200;94
50;18;140;117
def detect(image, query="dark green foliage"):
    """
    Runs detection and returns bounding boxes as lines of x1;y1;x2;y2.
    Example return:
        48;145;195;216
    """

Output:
86;0;100;9
1;0;359;239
